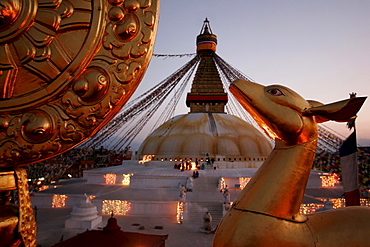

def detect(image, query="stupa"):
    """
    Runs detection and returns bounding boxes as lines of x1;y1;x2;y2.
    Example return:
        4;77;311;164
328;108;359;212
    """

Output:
65;194;102;230
137;19;273;168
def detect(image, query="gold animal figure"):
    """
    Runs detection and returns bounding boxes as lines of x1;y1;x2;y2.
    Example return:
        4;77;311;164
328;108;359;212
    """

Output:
213;79;368;247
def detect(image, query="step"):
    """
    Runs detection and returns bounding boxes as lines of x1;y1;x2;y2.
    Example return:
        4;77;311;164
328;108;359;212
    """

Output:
192;176;220;191
185;201;224;227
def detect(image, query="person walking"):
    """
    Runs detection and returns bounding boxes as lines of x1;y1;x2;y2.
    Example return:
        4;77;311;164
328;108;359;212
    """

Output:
223;189;230;204
203;211;212;231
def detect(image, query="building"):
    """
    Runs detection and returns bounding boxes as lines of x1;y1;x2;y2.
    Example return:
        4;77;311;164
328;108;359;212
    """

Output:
137;19;273;168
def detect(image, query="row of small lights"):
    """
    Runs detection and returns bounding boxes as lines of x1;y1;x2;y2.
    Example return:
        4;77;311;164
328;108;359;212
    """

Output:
139;155;266;164
158;158;266;162
39;172;135;192
102;200;131;215
300;198;370;215
51;195;369;219
103;173;133;185
50;174;365;218
41;171;340;194
176;202;185;224
219;174;340;191
319;173;339;187
51;195;131;215
239;177;252;190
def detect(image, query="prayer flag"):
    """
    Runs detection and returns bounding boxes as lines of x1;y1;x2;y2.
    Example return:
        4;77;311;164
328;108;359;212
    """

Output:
339;131;360;206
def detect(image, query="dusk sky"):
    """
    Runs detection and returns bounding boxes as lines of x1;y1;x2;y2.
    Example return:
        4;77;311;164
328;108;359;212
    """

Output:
128;0;370;148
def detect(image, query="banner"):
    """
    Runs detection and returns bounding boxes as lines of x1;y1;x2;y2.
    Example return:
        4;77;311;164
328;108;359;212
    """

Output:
339;131;360;206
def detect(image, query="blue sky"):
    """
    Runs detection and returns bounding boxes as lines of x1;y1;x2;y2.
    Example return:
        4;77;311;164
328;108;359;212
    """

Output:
129;0;370;148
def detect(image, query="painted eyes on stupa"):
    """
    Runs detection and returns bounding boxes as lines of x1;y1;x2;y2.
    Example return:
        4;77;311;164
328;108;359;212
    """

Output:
267;88;284;96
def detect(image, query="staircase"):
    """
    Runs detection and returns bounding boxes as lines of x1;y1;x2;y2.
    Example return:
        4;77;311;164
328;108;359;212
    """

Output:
185;175;224;229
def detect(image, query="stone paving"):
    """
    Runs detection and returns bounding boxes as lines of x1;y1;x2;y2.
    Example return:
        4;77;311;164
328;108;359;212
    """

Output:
36;209;215;247
35;166;234;247
33;163;344;246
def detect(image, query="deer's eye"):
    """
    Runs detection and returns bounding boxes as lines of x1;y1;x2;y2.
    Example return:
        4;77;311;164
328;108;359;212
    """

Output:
267;89;284;96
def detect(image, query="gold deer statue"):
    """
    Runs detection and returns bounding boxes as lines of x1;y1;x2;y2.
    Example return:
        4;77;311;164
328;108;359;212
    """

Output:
213;79;368;247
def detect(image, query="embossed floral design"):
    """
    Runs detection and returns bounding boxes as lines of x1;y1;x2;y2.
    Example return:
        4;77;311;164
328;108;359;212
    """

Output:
0;0;66;98
0;0;159;167
65;0;158;129
103;0;155;61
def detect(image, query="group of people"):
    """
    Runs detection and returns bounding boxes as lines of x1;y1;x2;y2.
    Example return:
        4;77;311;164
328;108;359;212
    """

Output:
26;150;81;192
179;176;196;202
26;147;132;192
221;185;231;210
173;156;219;171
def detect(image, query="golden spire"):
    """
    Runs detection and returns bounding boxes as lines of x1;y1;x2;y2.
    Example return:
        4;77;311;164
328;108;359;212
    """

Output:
196;18;218;53
186;19;227;113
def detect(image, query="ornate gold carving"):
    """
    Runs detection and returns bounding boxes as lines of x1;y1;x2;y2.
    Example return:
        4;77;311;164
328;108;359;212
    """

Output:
0;169;34;246
15;168;37;247
0;170;16;190
0;0;160;167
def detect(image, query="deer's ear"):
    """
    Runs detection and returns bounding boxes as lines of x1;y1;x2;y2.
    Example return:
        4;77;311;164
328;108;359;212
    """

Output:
303;97;367;123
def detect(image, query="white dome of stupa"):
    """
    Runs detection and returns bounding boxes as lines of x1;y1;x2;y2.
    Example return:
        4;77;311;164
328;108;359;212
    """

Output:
138;113;273;164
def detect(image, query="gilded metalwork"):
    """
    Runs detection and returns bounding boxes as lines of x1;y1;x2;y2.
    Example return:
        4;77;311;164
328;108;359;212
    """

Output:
0;0;159;246
0;171;16;191
213;79;369;246
0;0;159;167
0;169;36;246
0;172;17;232
0;170;19;246
15;168;37;247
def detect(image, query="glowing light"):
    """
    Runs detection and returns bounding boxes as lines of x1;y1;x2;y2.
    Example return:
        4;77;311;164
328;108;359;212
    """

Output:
320;198;370;208
139;155;154;164
121;173;134;186
300;203;324;215
319;173;339;187
102;200;131;215
219;177;226;191
360;198;370;207
191;162;197;170
52;194;68;208
176;202;184;224
300;198;370;215
239;177;251;190
38;185;49;191
104;173;117;184
323;198;345;209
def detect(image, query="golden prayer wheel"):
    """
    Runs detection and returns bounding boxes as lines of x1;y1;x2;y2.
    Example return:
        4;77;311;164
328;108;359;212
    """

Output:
0;0;160;245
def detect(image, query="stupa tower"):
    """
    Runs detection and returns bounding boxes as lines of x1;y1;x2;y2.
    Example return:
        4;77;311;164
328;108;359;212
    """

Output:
186;19;228;113
137;19;273;166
